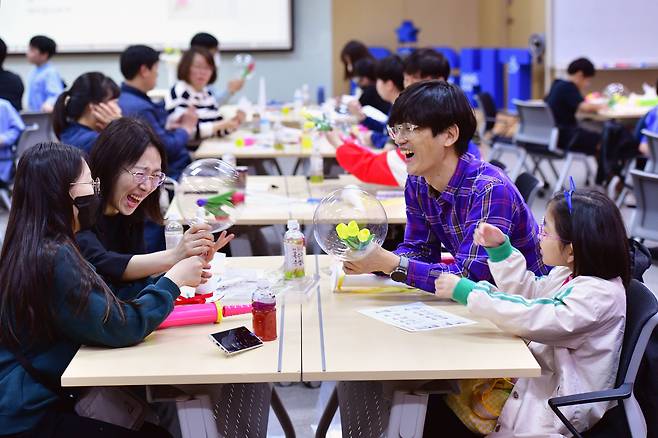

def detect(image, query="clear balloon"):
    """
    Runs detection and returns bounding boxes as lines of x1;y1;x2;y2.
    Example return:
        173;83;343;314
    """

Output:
233;53;253;66
604;82;626;98
233;53;255;79
313;187;388;261
176;159;241;232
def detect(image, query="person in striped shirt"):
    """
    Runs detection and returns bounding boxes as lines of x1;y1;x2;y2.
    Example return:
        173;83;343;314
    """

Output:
342;80;546;292
165;47;244;142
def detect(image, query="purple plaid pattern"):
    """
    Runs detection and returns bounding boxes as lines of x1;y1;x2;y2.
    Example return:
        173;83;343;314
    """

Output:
394;153;547;292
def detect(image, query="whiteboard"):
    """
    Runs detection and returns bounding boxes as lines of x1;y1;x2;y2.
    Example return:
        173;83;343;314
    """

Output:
0;0;293;53
551;0;658;69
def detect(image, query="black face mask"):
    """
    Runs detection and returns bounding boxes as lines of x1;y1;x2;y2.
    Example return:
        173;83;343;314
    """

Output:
73;193;101;231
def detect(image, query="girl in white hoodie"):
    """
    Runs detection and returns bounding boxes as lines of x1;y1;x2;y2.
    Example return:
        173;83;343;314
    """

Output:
431;188;630;437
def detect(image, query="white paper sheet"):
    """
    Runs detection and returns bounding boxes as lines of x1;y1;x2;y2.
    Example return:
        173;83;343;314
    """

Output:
359;302;476;332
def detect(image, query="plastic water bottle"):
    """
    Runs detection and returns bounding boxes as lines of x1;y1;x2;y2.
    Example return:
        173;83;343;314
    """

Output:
283;219;306;280
309;145;324;183
301;84;310;106
252;279;277;341
252;112;261;134
293;88;303;112
164;220;184;250
273;121;284;151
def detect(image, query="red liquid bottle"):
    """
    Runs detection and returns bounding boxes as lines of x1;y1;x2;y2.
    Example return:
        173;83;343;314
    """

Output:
252;279;277;341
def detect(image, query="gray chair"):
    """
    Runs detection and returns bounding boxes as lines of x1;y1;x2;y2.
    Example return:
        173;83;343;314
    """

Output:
475;92;522;165
16;111;55;161
549;280;658;437
615;129;658;207
512;99;593;193
514;172;542;207
641;129;658;174
629;169;658;243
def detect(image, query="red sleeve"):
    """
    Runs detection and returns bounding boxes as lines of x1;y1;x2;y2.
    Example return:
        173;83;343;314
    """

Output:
335;142;399;186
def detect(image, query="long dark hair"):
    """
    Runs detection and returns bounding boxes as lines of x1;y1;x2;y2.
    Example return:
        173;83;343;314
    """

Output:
340;40;373;80
52;72;120;138
549;189;630;286
0;143;120;347
90;117;167;225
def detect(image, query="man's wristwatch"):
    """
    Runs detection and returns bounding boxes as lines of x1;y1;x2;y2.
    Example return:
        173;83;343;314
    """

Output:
390;256;409;283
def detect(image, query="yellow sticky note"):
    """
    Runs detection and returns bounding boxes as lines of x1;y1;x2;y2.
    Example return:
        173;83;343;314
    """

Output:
235;137;245;147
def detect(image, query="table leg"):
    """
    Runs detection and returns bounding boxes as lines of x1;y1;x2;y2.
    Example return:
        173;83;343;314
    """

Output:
271;387;296;438
292;158;304;175
315;387;339;438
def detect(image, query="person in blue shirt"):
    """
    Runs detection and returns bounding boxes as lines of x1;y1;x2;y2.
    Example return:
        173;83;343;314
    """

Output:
0;142;210;437
190;32;245;106
53;72;121;154
0;98;24;184
0;38;24;111
25;35;64;112
118;45;197;180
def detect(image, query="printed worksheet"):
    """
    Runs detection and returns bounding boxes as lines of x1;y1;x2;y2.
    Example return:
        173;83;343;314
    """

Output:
359;302;476;332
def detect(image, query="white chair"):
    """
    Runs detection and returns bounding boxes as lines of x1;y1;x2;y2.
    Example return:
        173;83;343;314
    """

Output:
629;169;658;243
615;129;658;207
475;92;523;166
16;111;55;161
512;100;593;193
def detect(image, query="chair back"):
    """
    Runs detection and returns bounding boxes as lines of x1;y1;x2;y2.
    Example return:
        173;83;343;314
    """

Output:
475;92;498;132
513;99;560;152
16;112;54;161
617;280;658;386
514;172;541;206
617;280;658;438
630;169;658;242
640;129;658;173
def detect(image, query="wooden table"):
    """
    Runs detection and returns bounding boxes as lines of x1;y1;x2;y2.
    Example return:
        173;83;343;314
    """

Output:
61;256;304;387
579;105;652;122
62;255;540;388
301;256;541;382
166;175;407;227
193;130;337;160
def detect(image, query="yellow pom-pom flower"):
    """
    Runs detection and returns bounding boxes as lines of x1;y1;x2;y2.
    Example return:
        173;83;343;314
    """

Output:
336;222;349;240
347;220;359;237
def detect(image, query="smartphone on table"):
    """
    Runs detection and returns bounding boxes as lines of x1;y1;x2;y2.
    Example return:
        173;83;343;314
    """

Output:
209;326;264;356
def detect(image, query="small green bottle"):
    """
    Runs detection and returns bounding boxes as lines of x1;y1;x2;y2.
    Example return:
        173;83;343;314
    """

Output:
283;219;306;279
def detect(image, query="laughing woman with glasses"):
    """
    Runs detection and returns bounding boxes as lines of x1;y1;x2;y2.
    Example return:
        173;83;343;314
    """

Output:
76;117;233;297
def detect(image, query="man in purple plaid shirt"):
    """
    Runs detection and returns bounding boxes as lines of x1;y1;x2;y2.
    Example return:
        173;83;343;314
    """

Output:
343;80;547;292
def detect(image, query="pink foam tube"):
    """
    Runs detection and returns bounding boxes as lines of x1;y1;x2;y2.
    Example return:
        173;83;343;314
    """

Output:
159;302;252;329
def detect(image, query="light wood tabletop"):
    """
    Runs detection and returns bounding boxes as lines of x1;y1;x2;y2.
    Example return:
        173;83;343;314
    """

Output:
193;130;337;160
61;256;304;387
289;174;406;225
579;105;652;122
301;256;541;382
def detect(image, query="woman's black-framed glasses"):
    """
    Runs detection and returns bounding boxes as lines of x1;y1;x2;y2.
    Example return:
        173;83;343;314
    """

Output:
124;169;166;187
69;177;101;195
